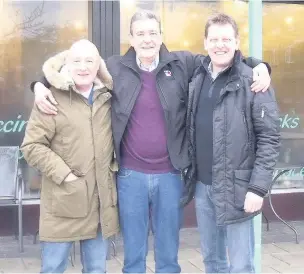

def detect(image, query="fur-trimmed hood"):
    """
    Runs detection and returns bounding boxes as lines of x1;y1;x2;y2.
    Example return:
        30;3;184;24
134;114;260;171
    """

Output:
42;50;113;91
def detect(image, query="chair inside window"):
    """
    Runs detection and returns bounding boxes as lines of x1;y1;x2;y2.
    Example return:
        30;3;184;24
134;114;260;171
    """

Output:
0;146;24;252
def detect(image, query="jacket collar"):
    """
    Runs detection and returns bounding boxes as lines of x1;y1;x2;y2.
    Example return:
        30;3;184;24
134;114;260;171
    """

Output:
120;43;178;73
200;50;244;92
201;50;243;80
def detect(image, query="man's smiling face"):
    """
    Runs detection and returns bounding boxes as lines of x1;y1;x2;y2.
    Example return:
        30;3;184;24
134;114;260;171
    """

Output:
66;40;100;88
130;18;162;61
204;23;240;70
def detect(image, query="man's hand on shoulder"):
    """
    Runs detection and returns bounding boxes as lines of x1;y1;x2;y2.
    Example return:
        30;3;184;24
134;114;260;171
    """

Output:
251;63;271;93
34;82;58;115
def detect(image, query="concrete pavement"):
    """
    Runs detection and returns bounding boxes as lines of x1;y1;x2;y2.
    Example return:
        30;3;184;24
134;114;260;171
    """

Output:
1;221;304;273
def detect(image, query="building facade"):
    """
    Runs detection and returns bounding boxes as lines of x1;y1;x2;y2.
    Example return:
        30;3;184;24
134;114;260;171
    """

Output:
0;0;304;234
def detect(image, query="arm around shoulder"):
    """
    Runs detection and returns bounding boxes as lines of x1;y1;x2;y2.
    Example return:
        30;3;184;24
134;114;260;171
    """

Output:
174;51;206;82
243;56;271;75
30;76;51;93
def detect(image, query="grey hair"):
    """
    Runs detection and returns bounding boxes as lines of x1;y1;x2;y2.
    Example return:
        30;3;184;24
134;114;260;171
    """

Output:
130;10;162;35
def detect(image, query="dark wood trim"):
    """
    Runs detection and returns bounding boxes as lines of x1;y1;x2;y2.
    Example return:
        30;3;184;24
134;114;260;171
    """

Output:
91;0;106;58
105;1;113;58
91;1;120;59
112;1;120;55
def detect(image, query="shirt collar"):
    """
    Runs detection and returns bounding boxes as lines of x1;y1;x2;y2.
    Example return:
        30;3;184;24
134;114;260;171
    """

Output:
136;54;159;72
208;62;229;80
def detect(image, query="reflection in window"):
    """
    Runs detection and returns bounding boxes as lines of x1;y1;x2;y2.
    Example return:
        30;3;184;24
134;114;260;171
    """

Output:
120;0;249;56
0;1;88;198
271;49;278;66
120;1;304;190
285;46;294;64
264;3;304;189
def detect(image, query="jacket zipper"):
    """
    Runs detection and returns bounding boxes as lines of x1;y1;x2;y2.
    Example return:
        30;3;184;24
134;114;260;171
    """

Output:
261;107;265;118
215;87;227;106
89;102;103;215
156;79;181;172
242;112;250;144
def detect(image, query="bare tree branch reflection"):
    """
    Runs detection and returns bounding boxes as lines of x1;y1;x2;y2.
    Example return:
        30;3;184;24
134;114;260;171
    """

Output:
2;1;45;39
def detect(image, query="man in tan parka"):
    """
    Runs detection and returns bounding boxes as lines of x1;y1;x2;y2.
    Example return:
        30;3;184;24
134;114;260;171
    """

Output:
21;39;119;273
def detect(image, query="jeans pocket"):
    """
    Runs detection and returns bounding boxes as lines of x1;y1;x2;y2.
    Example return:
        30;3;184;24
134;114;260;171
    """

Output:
52;177;89;218
234;169;252;209
117;167;132;178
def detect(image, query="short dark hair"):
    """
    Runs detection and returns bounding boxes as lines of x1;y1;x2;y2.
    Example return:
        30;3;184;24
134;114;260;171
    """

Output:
130;10;162;35
205;13;239;38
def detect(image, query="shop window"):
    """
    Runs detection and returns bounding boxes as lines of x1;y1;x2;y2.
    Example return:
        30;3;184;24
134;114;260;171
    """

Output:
263;2;304;190
120;1;304;190
285;46;294;64
0;1;89;198
120;0;249;56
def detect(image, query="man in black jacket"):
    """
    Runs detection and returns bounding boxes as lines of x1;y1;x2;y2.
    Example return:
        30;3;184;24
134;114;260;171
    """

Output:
30;10;272;273
187;13;280;273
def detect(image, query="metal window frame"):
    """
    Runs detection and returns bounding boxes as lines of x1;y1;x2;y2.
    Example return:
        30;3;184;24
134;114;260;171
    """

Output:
90;0;120;59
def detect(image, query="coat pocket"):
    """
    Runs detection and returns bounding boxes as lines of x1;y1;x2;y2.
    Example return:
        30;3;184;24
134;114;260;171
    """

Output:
234;169;252;209
52;177;89;218
108;161;119;207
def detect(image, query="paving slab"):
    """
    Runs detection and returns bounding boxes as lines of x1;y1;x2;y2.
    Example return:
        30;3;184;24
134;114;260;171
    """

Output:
146;252;155;262
146;266;154;273
188;257;205;272
178;248;201;260
0;258;26;273
114;254;124;264
146;260;155;272
261;266;280;273
261;254;290;268
273;242;304;253
21;257;40;272
195;248;201;254
179;260;202;273
272;252;304;267
1;222;304;273
272;266;304;273
106;264;123;273
262;243;289;255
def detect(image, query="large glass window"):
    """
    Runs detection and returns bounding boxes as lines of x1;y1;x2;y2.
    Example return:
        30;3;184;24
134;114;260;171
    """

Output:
120;1;304;190
263;2;304;190
0;1;89;198
120;0;249;56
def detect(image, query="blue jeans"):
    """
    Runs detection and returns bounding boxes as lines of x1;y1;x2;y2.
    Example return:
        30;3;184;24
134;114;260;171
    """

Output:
40;229;108;273
195;183;255;273
117;168;183;273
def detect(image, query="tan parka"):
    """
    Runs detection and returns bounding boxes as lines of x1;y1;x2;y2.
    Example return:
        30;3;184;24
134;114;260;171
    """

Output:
21;57;119;242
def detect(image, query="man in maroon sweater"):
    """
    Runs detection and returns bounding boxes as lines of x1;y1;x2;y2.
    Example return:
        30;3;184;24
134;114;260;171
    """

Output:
30;10;271;273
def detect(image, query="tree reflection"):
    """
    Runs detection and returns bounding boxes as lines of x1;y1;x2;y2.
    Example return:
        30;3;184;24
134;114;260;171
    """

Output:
0;0;88;196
